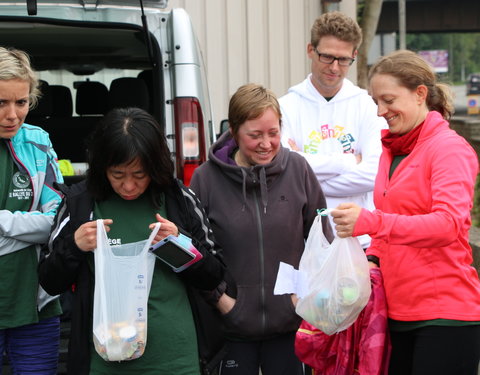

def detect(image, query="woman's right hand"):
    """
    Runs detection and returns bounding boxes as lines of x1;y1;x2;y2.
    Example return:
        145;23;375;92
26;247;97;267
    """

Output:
216;293;236;315
74;219;113;252
288;138;301;152
331;203;362;238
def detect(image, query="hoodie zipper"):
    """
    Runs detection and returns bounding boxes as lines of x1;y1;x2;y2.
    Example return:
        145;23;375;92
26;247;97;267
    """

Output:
252;188;266;334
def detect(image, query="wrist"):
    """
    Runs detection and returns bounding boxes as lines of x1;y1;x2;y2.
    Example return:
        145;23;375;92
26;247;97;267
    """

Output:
366;255;380;267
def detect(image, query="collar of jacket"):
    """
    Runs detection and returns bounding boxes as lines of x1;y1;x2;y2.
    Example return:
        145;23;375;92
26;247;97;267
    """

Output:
208;131;290;214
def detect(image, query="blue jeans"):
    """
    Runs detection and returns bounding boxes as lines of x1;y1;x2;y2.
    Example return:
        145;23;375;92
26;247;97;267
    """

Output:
0;316;60;375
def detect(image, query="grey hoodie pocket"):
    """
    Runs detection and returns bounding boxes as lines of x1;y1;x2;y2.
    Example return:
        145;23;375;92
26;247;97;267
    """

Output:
221;285;263;337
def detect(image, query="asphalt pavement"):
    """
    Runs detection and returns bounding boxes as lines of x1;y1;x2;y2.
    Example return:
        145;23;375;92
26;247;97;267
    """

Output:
453;84;468;115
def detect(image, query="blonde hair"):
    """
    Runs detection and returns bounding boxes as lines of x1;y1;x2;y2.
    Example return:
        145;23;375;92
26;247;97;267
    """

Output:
368;50;454;120
228;83;281;137
0;47;40;108
311;11;362;51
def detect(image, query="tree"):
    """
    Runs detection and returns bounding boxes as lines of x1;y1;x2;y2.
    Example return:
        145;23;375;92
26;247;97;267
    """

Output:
357;0;384;88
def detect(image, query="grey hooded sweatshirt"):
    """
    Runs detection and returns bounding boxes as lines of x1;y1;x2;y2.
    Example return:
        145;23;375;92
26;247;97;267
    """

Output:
190;131;333;340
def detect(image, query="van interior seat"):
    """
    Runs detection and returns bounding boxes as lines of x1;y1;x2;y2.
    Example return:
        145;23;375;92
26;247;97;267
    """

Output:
43;84;73;161
25;79;53;128
137;70;154;111
46;81;108;163
76;81;109;116
44;85;75;161
50;85;73;117
108;77;150;112
61;81;109;162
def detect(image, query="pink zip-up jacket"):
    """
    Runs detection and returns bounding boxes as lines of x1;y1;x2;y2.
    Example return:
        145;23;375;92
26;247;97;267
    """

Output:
355;111;480;321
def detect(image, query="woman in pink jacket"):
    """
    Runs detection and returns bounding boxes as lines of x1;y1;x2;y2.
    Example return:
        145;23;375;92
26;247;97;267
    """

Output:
331;50;480;375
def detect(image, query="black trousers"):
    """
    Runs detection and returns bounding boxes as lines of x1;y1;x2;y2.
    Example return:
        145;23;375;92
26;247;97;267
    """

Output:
219;332;304;375
389;325;480;375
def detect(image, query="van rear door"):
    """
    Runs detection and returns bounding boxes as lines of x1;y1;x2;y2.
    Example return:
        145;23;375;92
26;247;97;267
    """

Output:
0;0;215;184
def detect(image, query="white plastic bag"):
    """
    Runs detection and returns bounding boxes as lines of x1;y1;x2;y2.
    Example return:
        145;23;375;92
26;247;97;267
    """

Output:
295;214;371;335
92;219;160;361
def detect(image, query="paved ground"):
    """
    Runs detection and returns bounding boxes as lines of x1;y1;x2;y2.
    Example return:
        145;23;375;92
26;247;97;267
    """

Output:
453;84;468;115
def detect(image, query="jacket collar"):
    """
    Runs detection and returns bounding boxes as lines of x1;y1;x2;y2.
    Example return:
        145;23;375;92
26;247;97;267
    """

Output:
381;110;448;151
208;131;290;213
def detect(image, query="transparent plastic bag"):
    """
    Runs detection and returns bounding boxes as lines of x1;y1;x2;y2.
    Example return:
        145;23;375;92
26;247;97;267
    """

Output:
296;214;371;335
93;219;159;361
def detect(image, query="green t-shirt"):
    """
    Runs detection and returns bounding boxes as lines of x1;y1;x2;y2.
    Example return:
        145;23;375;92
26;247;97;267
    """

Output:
89;192;200;375
0;140;60;329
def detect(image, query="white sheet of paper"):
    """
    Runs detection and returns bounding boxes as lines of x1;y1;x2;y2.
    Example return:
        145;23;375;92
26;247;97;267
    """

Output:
273;262;309;298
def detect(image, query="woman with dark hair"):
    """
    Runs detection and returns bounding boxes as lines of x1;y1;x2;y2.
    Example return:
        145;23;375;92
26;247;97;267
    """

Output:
85;108;175;202
38;107;233;375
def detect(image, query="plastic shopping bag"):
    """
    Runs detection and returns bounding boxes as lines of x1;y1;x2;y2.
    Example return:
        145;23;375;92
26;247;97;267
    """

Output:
295;214;371;335
295;268;391;375
93;219;160;361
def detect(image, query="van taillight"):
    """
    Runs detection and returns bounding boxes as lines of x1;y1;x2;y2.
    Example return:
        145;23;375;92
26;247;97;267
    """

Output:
173;97;206;186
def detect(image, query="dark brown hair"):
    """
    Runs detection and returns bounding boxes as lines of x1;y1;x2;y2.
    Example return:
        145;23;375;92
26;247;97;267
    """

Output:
368;50;454;119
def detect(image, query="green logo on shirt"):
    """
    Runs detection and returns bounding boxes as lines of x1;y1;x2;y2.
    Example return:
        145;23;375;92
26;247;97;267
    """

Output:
12;172;30;189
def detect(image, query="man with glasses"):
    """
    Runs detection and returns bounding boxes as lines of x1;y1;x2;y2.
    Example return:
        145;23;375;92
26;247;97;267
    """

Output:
279;11;386;250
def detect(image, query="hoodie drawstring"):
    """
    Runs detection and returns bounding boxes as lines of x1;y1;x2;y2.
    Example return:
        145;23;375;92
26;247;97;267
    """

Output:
240;167;268;214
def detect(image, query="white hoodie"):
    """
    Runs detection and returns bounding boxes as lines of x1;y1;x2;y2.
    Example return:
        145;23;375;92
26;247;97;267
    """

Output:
279;75;386;248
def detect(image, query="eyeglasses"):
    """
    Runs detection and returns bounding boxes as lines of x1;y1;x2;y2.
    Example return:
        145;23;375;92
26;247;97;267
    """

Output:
314;49;355;66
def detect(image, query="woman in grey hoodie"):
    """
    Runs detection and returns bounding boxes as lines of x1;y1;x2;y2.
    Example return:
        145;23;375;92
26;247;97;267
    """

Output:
190;83;333;375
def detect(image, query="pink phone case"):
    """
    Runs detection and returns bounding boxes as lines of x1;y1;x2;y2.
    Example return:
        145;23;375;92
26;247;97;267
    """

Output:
149;234;203;272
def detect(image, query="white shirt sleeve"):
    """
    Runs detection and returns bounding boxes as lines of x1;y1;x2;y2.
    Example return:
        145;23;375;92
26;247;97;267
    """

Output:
319;104;386;197
281;98;359;181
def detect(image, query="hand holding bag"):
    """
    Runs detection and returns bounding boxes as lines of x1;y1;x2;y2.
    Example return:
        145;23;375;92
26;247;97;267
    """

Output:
92;219;160;361
295;214;371;335
295;268;391;375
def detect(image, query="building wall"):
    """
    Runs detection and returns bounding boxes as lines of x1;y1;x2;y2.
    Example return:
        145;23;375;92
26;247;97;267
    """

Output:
166;0;356;130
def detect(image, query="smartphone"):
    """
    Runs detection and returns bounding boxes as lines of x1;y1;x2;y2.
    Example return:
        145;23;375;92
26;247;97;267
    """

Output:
149;234;203;272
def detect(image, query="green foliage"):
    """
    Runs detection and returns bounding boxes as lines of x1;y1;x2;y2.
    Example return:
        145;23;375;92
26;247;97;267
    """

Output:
357;0;365;21
406;33;480;83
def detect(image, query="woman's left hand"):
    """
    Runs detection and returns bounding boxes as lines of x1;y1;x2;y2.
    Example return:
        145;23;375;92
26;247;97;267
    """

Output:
330;203;362;238
149;213;179;244
216;293;236;315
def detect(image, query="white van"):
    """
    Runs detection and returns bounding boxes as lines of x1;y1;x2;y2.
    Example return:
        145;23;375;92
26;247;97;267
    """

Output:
0;0;215;186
